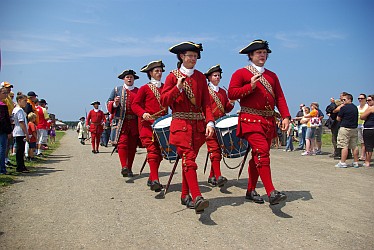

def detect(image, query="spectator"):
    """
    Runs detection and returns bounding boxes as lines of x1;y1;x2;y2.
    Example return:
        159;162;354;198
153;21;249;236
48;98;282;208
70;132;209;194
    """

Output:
294;103;306;150
335;93;359;168
1;82;15;167
27;112;37;161
301;104;320;156
36;99;49;156
12;93;29;173
357;93;368;161
360;94;374;167
0;87;12;174
25;91;39;124
284;119;295;152
312;102;324;154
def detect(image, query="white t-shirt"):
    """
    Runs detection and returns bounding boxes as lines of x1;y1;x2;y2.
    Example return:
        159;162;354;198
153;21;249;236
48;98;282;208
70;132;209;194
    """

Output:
12;106;28;137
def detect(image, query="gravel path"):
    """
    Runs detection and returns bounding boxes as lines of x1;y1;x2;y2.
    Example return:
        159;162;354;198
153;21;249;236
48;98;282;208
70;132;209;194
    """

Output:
0;130;373;249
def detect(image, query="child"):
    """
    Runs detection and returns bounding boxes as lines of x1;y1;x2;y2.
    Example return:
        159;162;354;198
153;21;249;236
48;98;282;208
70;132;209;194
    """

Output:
27;112;37;161
49;122;56;144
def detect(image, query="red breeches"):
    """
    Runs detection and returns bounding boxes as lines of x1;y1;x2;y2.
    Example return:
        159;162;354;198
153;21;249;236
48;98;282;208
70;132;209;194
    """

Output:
117;132;138;170
244;132;275;196
91;132;102;151
206;134;222;178
141;136;163;181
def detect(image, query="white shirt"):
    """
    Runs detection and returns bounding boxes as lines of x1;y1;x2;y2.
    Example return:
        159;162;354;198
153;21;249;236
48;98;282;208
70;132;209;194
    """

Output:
12;106;28;137
249;61;265;73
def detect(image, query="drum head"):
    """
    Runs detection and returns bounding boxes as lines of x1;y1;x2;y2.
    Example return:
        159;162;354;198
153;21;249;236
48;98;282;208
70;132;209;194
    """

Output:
153;114;172;129
215;115;238;129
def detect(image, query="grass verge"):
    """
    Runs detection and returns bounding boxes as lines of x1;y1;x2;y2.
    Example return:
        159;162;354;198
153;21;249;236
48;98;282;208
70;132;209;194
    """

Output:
0;131;65;189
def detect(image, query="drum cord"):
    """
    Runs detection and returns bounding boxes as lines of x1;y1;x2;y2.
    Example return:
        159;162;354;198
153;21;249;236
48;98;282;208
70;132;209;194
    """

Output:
222;157;243;169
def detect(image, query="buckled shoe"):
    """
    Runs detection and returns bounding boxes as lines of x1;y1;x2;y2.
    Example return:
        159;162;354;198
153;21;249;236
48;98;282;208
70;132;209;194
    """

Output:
217;176;228;187
194;196;209;214
268;190;287;205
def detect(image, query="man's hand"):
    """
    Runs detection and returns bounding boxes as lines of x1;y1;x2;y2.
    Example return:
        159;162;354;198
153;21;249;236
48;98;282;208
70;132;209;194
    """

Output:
142;113;152;120
205;126;214;138
114;96;120;106
281;117;290;131
250;73;261;90
176;77;186;90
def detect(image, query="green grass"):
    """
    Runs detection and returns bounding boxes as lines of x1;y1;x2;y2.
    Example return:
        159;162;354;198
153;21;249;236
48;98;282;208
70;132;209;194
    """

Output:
0;131;65;189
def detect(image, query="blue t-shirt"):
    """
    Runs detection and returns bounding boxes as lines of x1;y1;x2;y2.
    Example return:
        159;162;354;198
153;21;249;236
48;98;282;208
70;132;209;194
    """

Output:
338;103;358;128
364;112;374;128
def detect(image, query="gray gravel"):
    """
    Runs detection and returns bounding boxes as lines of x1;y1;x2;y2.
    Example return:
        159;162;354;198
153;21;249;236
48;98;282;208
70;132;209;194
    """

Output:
0;130;373;249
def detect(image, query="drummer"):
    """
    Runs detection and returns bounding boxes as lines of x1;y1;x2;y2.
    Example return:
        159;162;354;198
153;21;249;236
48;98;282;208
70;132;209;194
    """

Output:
204;65;235;187
160;41;215;214
228;39;290;205
132;60;168;192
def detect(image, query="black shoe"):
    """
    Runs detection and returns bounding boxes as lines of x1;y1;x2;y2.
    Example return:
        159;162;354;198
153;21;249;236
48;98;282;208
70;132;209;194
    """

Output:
96;150;99;154
245;190;265;204
127;170;134;177
92;150;96;154
181;195;194;209
150;180;162;192
217;176;228;187
268;190;287;205
208;176;217;186
147;179;152;187
121;168;128;177
194;196;209;214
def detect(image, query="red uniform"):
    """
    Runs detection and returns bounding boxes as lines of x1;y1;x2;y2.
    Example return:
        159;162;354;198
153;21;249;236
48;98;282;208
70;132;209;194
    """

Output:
161;69;214;201
228;67;290;196
206;86;234;179
132;83;167;183
107;87;139;171
86;109;105;152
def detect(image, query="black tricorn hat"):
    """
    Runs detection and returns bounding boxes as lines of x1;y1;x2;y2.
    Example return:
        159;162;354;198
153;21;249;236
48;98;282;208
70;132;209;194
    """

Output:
80;117;85;120
91;101;100;105
118;69;139;80
169;41;203;59
204;64;223;79
239;39;272;54
140;60;165;73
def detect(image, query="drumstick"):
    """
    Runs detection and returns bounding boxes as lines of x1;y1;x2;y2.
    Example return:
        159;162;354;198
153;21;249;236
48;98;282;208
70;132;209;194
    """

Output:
150;108;166;119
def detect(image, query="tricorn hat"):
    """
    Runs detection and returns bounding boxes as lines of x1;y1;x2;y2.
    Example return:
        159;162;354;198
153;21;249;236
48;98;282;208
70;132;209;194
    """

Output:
204;64;223;79
140;60;165;73
239;39;272;54
118;69;139;80
169;41;203;59
91;101;100;105
80;117;85;120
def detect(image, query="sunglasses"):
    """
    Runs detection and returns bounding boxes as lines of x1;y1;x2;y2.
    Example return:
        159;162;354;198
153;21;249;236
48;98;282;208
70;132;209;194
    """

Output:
358;98;366;100
367;99;373;102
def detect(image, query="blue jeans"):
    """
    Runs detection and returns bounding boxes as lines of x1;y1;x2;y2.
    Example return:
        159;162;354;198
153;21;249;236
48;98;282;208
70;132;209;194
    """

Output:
286;135;294;151
0;133;8;173
298;126;307;149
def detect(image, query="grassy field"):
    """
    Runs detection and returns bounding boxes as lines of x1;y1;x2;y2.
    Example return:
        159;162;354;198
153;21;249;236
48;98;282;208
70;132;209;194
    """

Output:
0;131;65;188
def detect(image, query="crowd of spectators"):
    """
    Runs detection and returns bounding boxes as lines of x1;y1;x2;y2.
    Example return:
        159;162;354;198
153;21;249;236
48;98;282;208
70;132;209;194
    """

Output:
0;81;55;174
284;91;373;168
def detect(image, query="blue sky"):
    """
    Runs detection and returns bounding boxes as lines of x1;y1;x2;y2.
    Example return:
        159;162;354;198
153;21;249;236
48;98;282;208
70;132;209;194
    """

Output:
1;0;373;121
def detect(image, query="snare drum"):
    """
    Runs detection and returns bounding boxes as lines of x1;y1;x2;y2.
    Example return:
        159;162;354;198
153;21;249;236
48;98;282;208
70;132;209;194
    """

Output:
214;114;249;158
152;114;178;160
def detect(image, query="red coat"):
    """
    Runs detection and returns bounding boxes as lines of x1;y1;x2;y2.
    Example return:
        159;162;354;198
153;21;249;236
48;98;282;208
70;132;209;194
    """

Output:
209;87;234;120
132;83;167;137
107;88;139;136
228;67;290;139
86;110;105;134
161;69;214;149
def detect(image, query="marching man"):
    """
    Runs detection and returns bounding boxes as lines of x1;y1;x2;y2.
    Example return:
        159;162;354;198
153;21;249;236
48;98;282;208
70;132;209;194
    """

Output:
132;60;168;192
228;39;290;205
86;101;105;154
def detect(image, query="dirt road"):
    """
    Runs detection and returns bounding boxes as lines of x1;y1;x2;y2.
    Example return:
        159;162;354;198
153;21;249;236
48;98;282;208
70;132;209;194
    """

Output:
0;130;373;249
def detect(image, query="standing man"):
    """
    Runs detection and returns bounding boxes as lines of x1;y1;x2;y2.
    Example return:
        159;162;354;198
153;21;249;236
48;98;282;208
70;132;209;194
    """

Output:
335;93;359;168
107;70;139;177
204;64;234;187
86;101;105;154
100;112;111;147
35;99;49;156
228;39;290;205
161;41;215;213
132;60;167;192
25;91;39;125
